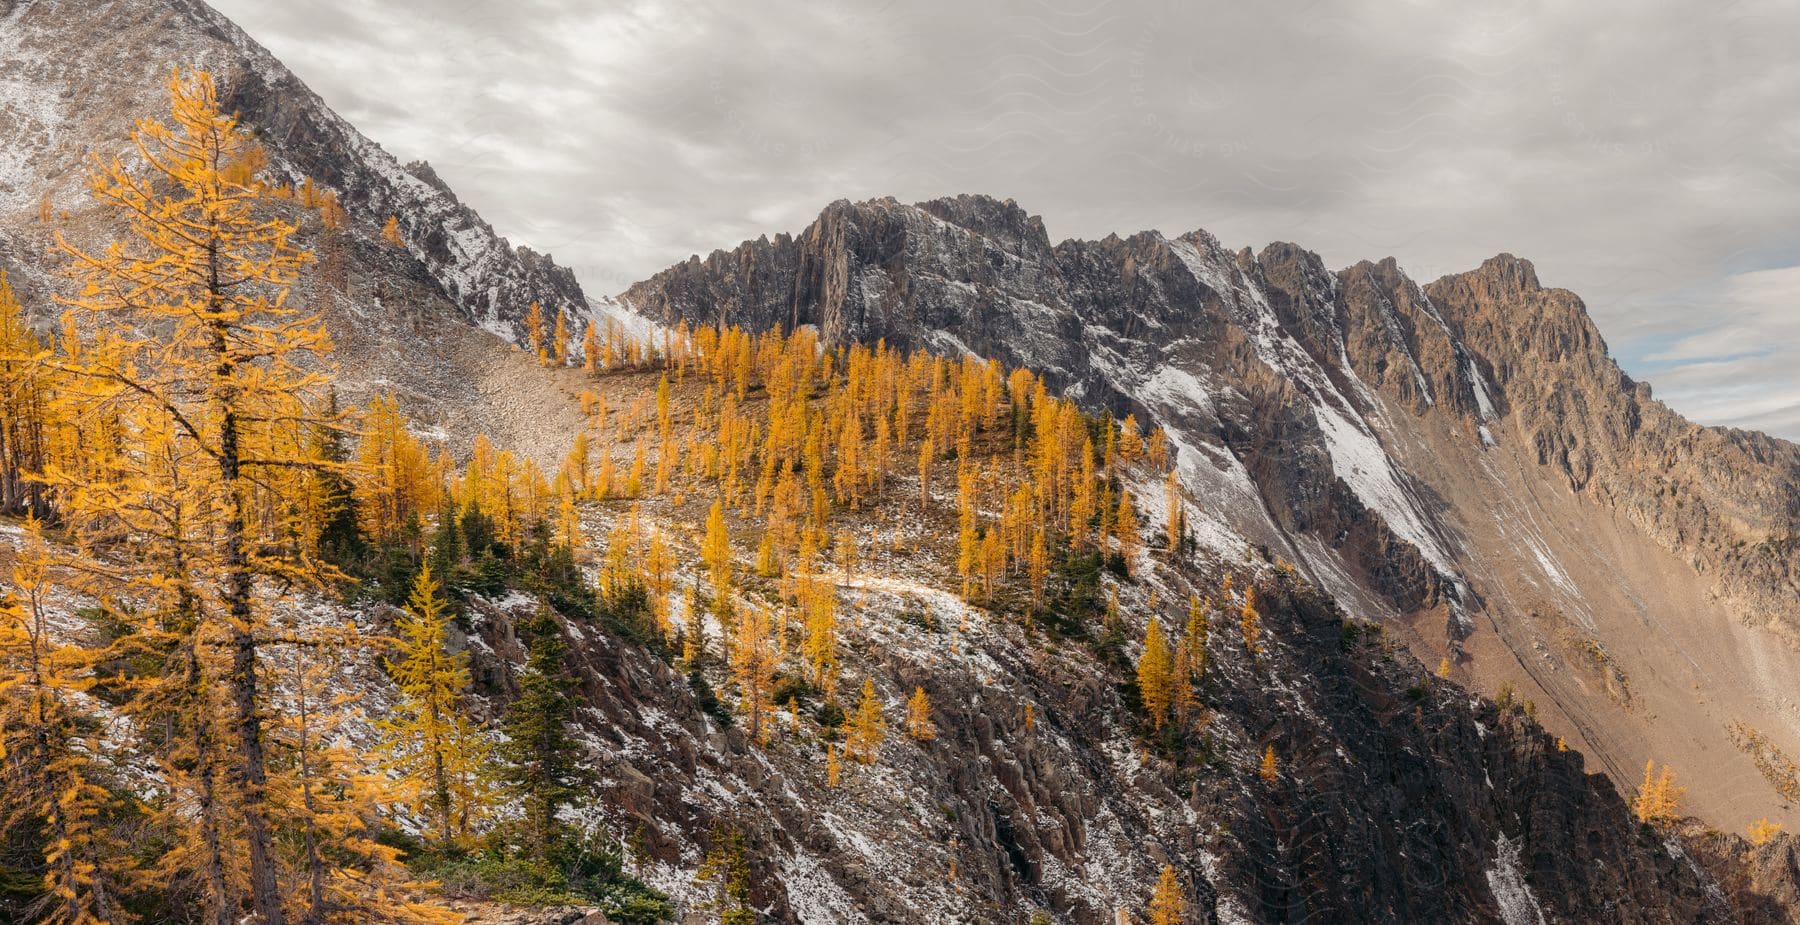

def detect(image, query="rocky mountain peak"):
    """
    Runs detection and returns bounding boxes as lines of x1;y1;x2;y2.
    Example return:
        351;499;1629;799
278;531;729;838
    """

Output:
404;159;455;196
915;192;1051;248
1469;252;1544;297
624;193;1800;843
0;0;590;344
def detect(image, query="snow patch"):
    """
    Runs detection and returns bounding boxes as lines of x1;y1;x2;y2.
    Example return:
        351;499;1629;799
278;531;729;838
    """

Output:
1485;834;1548;925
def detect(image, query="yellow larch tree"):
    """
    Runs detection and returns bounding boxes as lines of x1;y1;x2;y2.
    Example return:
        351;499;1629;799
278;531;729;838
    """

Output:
1146;427;1169;471
47;68;344;923
551;307;571;367
1118;414;1146;462
524;301;547;364
274;627;460;925
905;686;937;742
355;393;438;547
799;574;838;687
581;320;599;374
917;438;933;509
1114;491;1138;574
1749;818;1784;846
1259;744;1279;782
1172;595;1209;724
1240;587;1263;657
0;272;54;518
1163;468;1185;555
1136;615;1175;729
729;602;778;744
703;498;733;594
846;678;887;764
1633;761;1685;827
1027;527;1049;614
0;518;131;925
382;214;404;247
1148;863;1184;925
554;482;584;552
378;566;493;846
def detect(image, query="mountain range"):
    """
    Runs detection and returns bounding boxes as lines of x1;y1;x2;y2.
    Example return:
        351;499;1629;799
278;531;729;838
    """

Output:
4;0;1800;921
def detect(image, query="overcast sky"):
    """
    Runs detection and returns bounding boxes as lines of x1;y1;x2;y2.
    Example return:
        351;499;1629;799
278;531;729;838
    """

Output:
209;0;1800;438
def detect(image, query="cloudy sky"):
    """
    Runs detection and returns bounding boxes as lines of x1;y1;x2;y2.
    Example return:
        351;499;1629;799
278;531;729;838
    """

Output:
209;0;1800;437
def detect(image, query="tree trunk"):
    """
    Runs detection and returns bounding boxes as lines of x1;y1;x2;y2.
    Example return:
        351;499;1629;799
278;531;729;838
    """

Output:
211;239;285;924
188;644;233;925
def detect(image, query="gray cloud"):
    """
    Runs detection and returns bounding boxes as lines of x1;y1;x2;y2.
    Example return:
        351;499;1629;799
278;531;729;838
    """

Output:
208;0;1800;438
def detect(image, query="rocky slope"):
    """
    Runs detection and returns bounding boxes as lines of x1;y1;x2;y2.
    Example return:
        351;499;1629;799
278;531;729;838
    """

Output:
487;482;1752;924
0;0;589;342
622;194;1800;834
0;0;601;463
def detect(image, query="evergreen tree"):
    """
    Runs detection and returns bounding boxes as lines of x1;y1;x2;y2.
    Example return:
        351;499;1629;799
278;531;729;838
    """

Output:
694;823;754;925
499;608;587;856
309;388;365;569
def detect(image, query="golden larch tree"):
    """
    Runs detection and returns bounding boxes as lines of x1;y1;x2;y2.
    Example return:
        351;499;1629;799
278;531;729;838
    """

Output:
846;678;886;764
274;629;459;925
551;306;571;367
1259;744;1279;783
1172;595;1209;724
1148;863;1184;925
1163;468;1184;554
703;497;733;594
0;272;53;517
729;602;778;744
0;518;130;924
1633;761;1685;826
1240;587;1263;657
1114;492;1138;574
382;214;405;247
524;300;547;363
355;393;438;546
581;320;599;374
905;686;937;742
1749;818;1784;846
378;566;493;846
48;68;342;923
1136;615;1175;729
